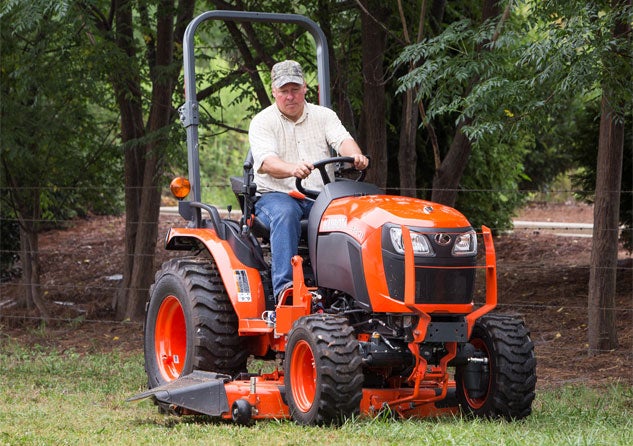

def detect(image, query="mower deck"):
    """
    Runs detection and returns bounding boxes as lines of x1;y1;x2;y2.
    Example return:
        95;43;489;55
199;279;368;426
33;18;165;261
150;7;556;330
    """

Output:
130;370;459;423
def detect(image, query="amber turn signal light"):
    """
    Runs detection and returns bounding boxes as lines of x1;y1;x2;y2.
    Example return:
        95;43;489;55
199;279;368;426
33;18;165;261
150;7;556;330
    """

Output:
170;177;191;200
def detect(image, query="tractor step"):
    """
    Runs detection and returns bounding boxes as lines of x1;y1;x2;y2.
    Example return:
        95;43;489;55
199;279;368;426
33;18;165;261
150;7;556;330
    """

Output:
128;371;231;416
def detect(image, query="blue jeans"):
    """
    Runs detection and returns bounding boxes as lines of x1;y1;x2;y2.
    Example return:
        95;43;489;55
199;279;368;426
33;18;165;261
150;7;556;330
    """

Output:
255;192;313;298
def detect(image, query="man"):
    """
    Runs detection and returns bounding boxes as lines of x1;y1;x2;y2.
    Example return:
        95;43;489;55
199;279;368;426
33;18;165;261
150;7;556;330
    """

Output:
249;60;368;300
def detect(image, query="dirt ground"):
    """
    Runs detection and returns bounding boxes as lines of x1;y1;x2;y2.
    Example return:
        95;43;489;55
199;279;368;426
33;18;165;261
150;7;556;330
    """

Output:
1;202;631;390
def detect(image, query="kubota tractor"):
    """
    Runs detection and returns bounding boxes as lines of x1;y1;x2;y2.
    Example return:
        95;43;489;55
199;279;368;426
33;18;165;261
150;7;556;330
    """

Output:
130;10;536;425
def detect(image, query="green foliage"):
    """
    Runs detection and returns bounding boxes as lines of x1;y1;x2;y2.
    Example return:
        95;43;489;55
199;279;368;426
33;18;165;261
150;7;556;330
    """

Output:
395;0;632;230
517;1;632;247
394;13;529;226
525;1;633;116
518;98;589;193
0;0;123;226
457;135;530;231
4;0;626;239
396;17;514;136
0;0;70;33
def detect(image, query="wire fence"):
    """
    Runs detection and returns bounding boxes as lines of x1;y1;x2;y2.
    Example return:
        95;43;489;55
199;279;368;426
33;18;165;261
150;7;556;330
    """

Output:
0;185;631;362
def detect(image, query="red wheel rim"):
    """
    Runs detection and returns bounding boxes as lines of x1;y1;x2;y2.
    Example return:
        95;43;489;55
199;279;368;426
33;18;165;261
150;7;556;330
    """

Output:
290;339;317;412
464;338;491;409
154;295;186;381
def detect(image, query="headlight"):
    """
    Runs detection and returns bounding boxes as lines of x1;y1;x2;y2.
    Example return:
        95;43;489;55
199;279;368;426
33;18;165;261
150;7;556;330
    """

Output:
452;230;477;256
389;227;434;256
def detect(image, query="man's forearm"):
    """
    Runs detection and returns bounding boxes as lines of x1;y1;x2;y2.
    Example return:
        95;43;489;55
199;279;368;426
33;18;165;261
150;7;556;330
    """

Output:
260;156;314;179
338;138;363;156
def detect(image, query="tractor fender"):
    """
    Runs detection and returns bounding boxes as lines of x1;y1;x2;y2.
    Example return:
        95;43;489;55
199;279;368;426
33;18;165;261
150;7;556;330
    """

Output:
164;226;268;322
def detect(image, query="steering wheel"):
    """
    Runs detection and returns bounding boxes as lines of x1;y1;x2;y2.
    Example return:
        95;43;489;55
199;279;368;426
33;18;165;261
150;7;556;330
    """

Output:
295;156;367;199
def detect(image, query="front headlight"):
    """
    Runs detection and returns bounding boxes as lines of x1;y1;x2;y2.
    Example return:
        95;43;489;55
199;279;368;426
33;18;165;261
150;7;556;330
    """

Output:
389;227;434;256
452;230;477;256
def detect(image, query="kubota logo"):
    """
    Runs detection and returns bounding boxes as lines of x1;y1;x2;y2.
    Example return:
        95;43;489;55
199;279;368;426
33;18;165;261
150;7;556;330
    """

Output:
434;233;452;246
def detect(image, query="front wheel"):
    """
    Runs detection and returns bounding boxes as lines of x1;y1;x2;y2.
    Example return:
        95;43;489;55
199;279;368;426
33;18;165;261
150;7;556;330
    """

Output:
284;315;363;425
456;314;537;420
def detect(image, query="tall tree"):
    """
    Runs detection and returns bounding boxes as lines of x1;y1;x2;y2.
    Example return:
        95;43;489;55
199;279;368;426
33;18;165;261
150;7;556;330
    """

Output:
398;0;632;352
395;0;525;223
0;0;120;319
396;0;425;198
82;0;195;320
430;0;509;207
587;0;631;354
357;0;390;189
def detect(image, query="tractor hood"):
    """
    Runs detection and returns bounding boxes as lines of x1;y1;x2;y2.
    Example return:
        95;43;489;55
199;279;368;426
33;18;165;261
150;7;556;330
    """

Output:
307;182;477;310
320;194;472;241
308;181;473;252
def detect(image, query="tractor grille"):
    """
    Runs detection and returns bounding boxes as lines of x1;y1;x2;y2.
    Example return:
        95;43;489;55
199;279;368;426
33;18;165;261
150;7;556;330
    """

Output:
382;261;475;304
381;226;476;304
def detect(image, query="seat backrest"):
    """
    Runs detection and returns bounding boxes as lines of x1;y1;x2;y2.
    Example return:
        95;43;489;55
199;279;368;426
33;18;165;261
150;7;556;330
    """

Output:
231;150;256;215
230;176;247;212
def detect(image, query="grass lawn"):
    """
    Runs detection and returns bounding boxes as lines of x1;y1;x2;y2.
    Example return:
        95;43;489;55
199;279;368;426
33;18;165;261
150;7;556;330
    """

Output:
1;341;631;446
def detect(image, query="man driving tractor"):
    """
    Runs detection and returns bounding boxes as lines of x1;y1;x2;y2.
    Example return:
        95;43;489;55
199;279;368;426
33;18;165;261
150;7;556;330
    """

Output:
248;60;369;301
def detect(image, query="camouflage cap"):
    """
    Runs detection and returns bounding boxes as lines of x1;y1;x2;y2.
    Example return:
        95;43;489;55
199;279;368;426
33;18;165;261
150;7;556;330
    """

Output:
271;60;304;89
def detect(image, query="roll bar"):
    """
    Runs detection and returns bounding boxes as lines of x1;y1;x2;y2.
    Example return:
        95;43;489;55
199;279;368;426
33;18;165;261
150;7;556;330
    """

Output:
178;11;331;205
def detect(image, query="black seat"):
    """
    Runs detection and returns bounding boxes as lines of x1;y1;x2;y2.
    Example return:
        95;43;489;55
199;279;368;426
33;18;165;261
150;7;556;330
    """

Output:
247;213;308;243
230;157;308;243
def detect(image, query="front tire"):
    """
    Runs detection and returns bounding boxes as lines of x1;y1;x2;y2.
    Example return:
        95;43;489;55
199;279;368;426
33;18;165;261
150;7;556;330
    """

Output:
456;314;537;420
144;257;248;388
284;315;363;425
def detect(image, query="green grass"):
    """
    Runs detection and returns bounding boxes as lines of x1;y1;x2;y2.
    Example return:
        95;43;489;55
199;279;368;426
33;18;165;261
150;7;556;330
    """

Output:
1;341;631;445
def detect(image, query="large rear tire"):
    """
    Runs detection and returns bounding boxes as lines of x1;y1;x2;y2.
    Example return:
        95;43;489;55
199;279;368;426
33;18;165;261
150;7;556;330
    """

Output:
144;257;248;388
284;315;363;425
456;314;537;420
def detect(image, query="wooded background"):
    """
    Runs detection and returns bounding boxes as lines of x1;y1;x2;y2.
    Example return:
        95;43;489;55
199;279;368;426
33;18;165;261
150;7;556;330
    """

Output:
1;0;631;355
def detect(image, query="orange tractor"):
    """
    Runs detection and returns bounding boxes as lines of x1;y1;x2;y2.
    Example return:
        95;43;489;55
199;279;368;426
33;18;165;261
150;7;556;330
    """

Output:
131;10;536;425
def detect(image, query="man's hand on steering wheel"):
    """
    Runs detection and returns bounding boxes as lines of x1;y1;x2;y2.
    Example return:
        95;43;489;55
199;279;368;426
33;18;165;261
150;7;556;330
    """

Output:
294;156;369;200
290;161;314;180
348;153;369;171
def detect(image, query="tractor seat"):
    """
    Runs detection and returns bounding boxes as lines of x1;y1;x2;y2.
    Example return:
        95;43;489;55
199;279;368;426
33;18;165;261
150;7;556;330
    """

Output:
230;175;309;244
251;216;309;244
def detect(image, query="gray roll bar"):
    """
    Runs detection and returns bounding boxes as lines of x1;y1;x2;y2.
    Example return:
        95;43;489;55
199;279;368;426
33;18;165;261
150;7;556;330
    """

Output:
178;10;331;204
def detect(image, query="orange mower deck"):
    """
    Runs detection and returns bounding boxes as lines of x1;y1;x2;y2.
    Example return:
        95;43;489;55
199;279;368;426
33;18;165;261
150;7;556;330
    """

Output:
130;369;459;423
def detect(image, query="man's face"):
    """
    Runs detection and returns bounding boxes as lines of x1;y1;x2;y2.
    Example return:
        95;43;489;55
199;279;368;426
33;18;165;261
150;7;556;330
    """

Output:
272;82;307;121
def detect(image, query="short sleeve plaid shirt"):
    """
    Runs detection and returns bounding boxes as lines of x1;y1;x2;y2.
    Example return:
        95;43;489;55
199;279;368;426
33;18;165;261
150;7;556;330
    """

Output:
249;102;352;194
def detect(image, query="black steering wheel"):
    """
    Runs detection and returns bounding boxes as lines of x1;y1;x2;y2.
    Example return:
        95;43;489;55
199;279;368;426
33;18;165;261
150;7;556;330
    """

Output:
295;156;367;199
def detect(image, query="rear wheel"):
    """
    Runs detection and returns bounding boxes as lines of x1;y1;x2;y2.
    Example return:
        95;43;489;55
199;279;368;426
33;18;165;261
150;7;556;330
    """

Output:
456;314;537;420
284;315;363;425
144;257;248;388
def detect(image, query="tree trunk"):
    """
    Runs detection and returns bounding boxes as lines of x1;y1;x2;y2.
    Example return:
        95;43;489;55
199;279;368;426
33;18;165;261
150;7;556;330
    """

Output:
396;0;427;198
110;0;147;320
429;0;447;34
431;121;472;206
122;0;176;320
84;0;189;320
398;89;419;197
587;0;629;354
316;0;356;132
124;154;163;319
587;94;623;354
358;0;389;189
109;0;192;321
16;190;49;320
224;20;272;107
